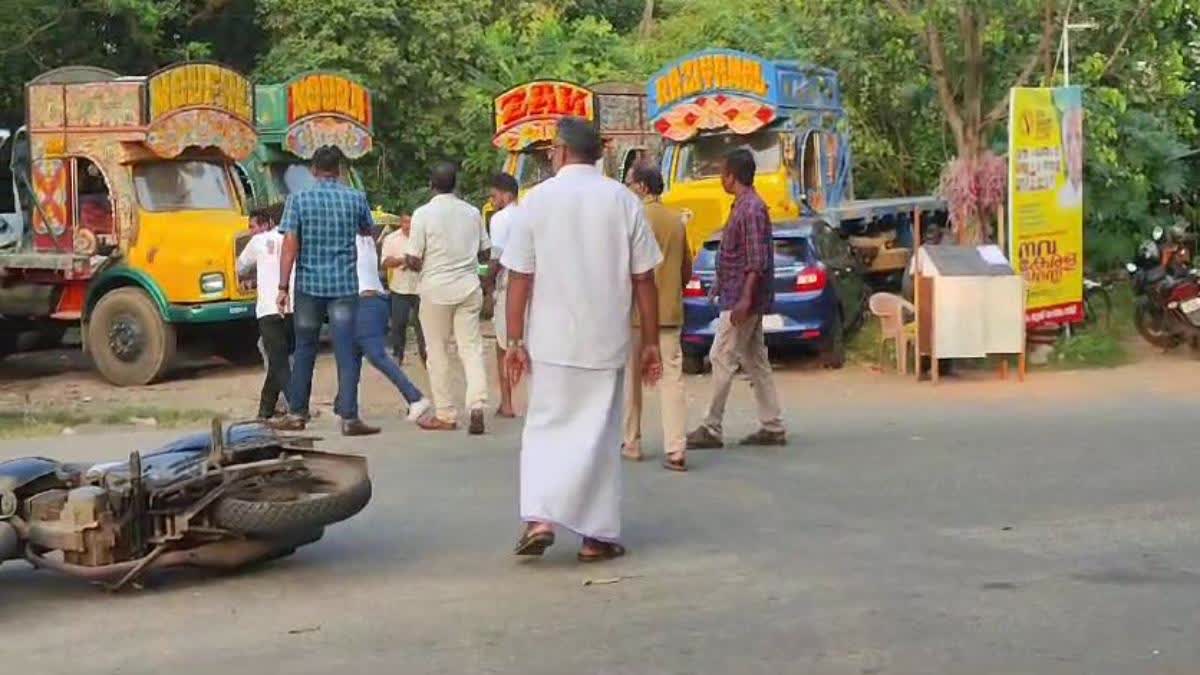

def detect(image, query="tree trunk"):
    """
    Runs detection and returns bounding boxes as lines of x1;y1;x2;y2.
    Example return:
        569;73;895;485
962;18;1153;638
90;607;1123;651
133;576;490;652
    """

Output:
639;0;655;37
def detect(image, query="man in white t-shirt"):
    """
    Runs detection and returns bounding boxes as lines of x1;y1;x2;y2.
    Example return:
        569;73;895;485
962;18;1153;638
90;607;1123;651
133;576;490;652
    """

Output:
485;172;519;418
380;214;426;365
236;204;294;420
502;118;663;562
404;162;492;435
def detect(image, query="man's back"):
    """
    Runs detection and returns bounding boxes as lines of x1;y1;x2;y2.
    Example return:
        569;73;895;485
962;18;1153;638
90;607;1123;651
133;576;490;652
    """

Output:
409;194;487;305
503;164;661;370
280;179;371;298
644;200;688;327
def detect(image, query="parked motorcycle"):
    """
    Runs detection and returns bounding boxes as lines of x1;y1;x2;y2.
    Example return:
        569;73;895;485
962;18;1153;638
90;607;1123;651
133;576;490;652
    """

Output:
0;420;370;590
1128;225;1200;350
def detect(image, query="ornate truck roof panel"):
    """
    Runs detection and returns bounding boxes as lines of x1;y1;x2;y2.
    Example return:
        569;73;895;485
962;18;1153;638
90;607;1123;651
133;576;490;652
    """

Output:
646;49;843;142
492;80;595;151
257;72;374;159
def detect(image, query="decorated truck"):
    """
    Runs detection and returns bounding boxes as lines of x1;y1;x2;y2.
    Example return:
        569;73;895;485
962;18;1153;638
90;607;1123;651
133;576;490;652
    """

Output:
490;79;659;202
241;72;374;207
648;49;944;277
0;63;260;386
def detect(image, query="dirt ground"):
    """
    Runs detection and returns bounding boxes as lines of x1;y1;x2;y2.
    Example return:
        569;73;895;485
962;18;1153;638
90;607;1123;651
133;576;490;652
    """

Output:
0;320;1194;434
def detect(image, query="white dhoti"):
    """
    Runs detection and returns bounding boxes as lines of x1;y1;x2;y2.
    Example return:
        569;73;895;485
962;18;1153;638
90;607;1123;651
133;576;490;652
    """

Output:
520;361;624;542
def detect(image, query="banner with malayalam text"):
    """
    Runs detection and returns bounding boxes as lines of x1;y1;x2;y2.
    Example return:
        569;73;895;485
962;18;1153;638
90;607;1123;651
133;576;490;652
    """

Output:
1007;86;1084;326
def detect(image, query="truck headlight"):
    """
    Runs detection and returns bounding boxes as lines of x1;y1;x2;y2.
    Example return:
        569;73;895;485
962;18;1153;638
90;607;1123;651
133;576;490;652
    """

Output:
200;273;225;294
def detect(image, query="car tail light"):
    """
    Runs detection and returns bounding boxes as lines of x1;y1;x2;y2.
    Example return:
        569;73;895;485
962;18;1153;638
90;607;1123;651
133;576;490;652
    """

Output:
684;276;706;298
795;264;827;292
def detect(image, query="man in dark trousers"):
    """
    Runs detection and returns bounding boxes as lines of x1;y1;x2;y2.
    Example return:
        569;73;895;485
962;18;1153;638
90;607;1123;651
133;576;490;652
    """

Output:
275;145;379;436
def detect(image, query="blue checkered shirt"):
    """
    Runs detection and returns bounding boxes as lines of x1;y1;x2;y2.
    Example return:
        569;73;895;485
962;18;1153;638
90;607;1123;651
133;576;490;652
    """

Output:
279;178;373;297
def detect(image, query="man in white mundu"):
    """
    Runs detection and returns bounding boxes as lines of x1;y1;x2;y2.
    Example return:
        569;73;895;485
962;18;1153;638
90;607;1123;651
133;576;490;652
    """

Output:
501;118;663;562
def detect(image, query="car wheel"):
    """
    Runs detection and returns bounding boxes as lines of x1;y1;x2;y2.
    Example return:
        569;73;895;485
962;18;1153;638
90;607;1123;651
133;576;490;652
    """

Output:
682;353;706;375
820;312;846;369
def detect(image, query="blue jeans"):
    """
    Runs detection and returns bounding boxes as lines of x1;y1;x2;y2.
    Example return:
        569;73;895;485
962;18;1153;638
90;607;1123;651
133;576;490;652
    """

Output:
289;292;359;419
351;294;424;404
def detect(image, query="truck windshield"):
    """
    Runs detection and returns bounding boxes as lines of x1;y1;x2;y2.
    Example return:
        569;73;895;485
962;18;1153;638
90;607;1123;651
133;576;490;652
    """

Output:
134;160;234;212
271;163;317;197
677;131;782;182
517;150;554;188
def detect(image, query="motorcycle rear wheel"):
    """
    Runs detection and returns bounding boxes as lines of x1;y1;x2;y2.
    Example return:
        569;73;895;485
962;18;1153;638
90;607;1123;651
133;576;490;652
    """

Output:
212;456;371;537
1134;299;1180;349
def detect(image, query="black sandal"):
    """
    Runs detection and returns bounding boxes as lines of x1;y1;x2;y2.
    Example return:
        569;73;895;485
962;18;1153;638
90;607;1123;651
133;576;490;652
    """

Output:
577;539;627;563
514;529;555;556
662;454;687;472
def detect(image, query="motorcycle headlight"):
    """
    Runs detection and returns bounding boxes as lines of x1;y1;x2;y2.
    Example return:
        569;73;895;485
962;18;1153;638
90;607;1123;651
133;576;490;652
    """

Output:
1126;262;1139;274
200;272;226;294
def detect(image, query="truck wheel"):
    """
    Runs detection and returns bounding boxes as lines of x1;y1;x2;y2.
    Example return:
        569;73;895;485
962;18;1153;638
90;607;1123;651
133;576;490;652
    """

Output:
87;288;176;386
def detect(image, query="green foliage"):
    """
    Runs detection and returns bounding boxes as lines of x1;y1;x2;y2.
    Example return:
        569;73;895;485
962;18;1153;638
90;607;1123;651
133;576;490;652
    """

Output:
0;0;1196;254
1050;331;1128;369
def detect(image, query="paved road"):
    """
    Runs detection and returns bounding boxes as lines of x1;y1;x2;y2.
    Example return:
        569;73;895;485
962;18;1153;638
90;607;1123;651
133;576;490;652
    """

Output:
3;365;1200;674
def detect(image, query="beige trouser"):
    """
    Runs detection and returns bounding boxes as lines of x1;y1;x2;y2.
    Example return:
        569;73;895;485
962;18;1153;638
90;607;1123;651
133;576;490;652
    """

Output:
420;287;488;423
701;311;784;437
623;327;686;456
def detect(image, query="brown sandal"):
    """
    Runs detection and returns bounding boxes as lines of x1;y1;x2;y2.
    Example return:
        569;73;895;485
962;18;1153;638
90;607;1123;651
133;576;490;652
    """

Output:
514;529;555;556
577;539;626;563
662;454;687;472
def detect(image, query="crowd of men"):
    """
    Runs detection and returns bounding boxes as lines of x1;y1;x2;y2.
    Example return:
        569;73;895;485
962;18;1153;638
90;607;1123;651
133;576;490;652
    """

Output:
237;119;787;562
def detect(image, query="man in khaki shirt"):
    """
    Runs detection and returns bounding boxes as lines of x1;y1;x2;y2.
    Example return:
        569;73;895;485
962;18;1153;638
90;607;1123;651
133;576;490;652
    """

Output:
405;162;492;434
622;165;692;471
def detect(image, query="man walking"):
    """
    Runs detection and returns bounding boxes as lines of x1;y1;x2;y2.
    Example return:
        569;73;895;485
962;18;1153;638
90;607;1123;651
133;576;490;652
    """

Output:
622;165;691;471
404;162;491;435
485;172;519;418
237;204;293;421
503;118;663;562
275;145;378;436
342;232;433;424
381;214;427;365
686;149;786;448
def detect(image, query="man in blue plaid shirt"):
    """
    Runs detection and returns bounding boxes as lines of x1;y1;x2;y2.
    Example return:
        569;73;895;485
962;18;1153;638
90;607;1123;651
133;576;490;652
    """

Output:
275;145;380;436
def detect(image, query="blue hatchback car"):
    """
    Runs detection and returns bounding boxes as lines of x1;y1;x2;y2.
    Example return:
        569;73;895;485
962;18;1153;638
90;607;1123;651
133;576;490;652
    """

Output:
680;219;866;373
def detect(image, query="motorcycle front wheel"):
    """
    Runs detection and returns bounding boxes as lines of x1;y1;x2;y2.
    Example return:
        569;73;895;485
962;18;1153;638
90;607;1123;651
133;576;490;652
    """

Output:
1134;298;1180;348
212;456;372;537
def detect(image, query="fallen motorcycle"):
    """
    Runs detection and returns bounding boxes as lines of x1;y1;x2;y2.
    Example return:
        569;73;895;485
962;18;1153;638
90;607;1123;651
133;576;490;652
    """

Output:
0;420;370;591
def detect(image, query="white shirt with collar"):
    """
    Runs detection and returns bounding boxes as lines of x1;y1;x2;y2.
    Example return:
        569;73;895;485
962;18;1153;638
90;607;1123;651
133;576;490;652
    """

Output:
501;163;662;370
237;228;294;318
489;203;520;290
356;235;386;294
405;193;490;305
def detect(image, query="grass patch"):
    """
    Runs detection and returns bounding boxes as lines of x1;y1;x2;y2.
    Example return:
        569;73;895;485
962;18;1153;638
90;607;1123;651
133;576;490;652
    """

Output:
1048;331;1130;369
0;406;223;439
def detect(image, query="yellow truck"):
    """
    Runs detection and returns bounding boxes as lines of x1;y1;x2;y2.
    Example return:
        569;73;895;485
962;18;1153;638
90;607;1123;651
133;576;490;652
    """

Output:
0;63;259;385
647;49;944;277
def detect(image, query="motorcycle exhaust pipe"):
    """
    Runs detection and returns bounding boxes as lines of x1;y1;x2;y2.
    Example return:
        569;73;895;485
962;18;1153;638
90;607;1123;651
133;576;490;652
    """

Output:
0;522;19;562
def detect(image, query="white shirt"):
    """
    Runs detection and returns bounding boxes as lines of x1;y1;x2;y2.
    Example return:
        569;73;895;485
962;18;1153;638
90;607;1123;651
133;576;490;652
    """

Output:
405;193;490;305
489;203;520;289
237;229;294;318
356;235;386;293
501;164;662;370
381;228;418;294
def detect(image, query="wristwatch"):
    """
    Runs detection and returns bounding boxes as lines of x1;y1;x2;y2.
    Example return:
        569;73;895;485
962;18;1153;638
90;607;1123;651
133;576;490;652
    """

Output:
507;338;525;350
278;285;290;292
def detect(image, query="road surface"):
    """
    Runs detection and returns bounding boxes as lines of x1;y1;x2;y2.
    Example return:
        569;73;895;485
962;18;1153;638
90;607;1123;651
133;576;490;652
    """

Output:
3;363;1200;674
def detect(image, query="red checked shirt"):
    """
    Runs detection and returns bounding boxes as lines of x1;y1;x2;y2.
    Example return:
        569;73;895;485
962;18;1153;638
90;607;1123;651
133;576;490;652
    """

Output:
715;187;774;314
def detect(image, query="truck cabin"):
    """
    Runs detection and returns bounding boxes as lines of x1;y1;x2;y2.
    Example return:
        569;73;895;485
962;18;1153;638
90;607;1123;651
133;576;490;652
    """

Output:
492;80;597;199
245;73;375;207
648;49;850;252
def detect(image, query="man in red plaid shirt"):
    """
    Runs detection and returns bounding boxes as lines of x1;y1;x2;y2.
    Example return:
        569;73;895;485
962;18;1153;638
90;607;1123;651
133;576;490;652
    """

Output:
687;149;786;449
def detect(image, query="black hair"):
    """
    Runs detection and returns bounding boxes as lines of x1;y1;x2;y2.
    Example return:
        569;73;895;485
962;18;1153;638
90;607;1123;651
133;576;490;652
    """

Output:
631;165;664;196
431;161;458;193
490;172;519;195
556;117;602;164
312;145;344;174
250;203;283;225
723;148;756;187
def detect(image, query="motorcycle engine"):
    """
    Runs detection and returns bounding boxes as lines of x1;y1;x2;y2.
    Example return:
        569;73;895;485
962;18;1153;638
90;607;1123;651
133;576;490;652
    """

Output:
26;486;123;566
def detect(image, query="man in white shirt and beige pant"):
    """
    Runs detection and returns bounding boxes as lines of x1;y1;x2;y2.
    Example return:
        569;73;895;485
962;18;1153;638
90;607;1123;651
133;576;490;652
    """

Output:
405;162;492;435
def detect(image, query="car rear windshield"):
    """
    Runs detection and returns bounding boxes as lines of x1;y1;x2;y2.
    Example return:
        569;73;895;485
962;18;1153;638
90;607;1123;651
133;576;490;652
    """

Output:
695;236;809;270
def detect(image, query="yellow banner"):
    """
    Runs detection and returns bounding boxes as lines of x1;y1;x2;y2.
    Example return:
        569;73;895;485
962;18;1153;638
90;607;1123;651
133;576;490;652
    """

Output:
148;63;253;124
1007;86;1084;325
